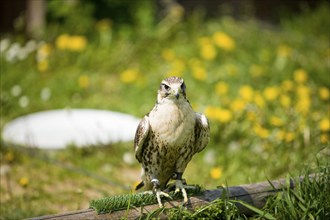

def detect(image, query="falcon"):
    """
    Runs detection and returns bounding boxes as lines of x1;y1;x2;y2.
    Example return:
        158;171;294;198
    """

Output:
134;76;210;207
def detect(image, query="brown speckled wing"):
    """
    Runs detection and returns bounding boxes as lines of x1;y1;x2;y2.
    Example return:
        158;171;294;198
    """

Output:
134;115;150;163
194;113;210;153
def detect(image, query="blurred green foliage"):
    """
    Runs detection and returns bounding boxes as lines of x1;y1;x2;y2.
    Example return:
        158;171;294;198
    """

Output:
46;0;156;37
0;1;329;219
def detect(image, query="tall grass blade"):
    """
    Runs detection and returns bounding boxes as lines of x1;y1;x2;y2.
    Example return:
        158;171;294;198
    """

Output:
234;200;276;220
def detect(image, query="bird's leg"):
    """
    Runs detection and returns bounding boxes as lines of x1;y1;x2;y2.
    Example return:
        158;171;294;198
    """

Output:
151;179;172;208
173;172;189;203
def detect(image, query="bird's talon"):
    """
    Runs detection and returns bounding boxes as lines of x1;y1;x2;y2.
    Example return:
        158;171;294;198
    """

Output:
174;179;189;203
155;189;173;208
160;191;172;199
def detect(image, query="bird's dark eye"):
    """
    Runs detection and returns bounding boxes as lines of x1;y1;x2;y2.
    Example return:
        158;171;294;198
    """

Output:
180;82;186;91
162;83;170;91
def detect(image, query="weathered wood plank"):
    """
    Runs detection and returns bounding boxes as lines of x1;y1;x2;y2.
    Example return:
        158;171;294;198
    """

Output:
27;176;301;220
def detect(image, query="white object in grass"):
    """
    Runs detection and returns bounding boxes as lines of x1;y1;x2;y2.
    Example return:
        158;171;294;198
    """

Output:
2;109;140;150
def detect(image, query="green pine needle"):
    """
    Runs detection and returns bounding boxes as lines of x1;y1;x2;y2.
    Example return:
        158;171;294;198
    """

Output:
90;185;204;214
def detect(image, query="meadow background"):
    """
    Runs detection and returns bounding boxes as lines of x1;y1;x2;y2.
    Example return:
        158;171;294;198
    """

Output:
0;1;329;219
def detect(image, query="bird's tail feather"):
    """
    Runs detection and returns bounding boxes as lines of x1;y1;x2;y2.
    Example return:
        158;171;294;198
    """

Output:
135;181;144;191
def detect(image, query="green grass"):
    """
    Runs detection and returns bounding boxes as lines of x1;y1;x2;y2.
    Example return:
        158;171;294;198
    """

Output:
166;198;245;220
123;165;329;219
0;2;329;219
261;165;330;219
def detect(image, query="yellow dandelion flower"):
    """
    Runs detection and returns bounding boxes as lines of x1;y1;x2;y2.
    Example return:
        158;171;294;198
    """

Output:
78;75;90;88
277;44;292;58
230;99;245;112
270;116;284;127
205;106;232;123
319;87;329;100
281;80;294;92
295;98;310;115
120;69;139;84
204;106;217;119
293;69;308;83
161;48;175;61
19;177;29;187
296;85;310;95
38;43;52;58
215;81;229;96
192;66;207;81
296;86;310;111
68;35;87;51
210;167;223;179
249;64;264;77
280;95;291;108
260;128;270;139
285;132;295;142
212;31;235;51
319;118;330;132
216;108;233;123
254;92;265;108
198;37;217;60
263;86;279;101
276;130;286;141
320;134;328;143
56;34;70;50
37;59;49;72
253;125;269;139
239;85;254;102
200;43;217;60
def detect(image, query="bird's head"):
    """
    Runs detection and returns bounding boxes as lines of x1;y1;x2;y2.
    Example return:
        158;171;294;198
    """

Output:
157;76;187;103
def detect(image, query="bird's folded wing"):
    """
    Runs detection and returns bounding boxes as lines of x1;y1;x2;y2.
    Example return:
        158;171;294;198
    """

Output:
194;113;210;153
134;115;150;162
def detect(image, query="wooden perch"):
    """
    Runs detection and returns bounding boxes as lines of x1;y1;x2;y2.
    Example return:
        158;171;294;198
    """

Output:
28;176;303;220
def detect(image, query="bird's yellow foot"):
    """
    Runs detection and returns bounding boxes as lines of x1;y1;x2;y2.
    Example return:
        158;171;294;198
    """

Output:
155;189;172;208
175;179;189;203
173;172;197;204
152;179;172;208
